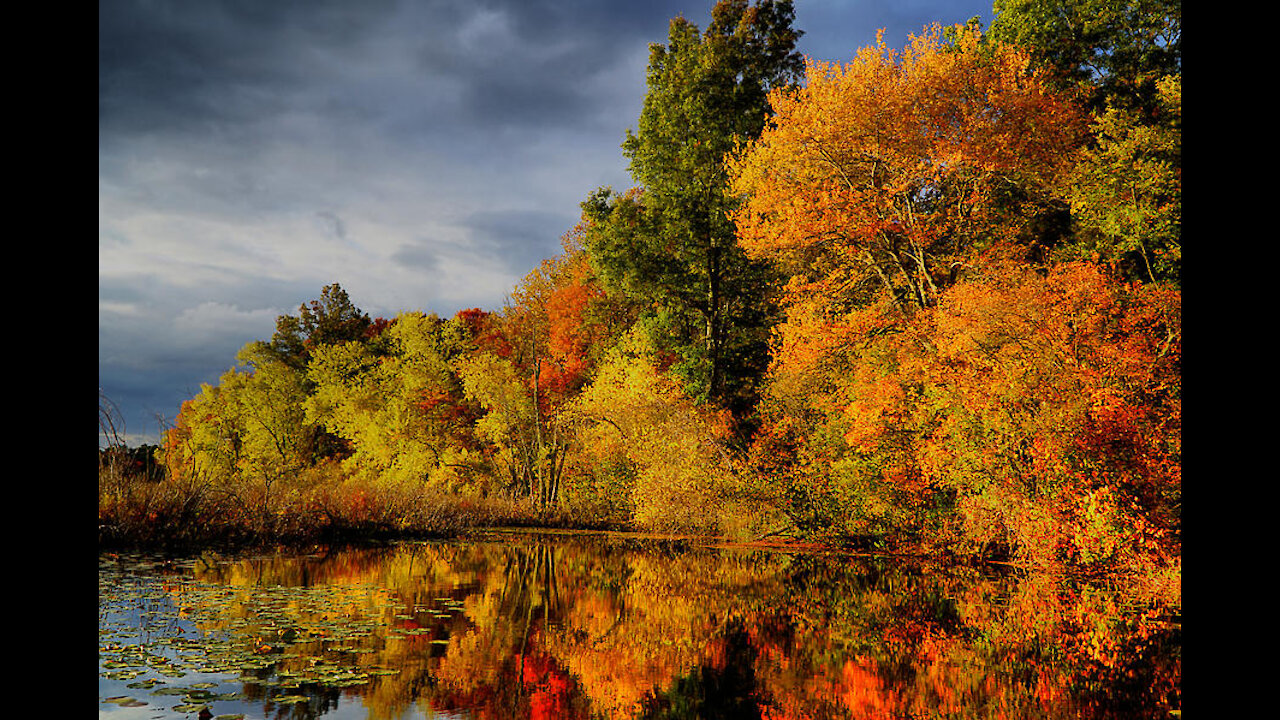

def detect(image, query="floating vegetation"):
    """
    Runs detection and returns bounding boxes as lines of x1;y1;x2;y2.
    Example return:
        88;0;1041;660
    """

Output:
98;551;461;718
102;695;148;707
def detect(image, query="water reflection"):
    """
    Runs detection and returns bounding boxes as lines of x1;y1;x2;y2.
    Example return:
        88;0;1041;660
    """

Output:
99;532;1180;719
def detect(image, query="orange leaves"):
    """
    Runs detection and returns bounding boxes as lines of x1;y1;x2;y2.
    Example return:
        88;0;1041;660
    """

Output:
540;253;614;402
920;263;1179;563
729;23;1087;312
835;656;900;718
750;250;1180;565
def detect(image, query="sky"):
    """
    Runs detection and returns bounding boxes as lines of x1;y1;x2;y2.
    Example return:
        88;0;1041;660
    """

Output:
99;0;995;447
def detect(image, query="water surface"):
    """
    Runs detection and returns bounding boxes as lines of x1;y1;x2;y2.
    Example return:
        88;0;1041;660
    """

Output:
98;530;1180;718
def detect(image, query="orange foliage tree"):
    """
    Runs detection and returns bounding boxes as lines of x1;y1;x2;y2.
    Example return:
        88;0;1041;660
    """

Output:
728;24;1179;570
911;261;1180;565
460;228;640;507
728;24;1085;312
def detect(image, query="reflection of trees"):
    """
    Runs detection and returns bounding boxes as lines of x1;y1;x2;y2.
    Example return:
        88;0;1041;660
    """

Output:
638;618;763;720
425;538;597;719
148;538;1178;719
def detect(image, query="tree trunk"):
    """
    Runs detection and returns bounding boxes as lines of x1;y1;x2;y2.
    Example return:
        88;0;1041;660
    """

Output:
707;239;722;403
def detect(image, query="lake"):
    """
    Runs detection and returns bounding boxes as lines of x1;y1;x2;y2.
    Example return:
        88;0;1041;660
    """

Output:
98;529;1180;719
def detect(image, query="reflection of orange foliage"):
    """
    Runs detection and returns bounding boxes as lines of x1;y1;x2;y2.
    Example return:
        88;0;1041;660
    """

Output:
151;538;1177;719
522;653;577;720
759;654;904;720
552;636;684;719
838;657;900;719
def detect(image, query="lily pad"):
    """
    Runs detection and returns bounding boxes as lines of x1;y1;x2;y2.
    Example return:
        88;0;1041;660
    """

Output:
102;696;148;707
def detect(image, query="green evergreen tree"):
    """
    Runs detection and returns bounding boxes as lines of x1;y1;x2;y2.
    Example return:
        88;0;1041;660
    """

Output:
267;283;373;370
583;0;803;424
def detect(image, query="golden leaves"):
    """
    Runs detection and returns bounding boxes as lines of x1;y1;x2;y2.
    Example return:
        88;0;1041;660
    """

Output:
729;23;1086;315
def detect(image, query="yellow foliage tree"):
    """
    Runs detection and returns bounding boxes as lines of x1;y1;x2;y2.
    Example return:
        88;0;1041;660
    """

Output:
567;331;746;534
305;312;486;491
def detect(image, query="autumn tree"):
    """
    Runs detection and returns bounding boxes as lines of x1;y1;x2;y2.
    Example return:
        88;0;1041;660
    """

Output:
447;223;643;508
221;341;316;492
898;261;1181;565
1060;74;1180;285
726;25;1183;569
566;330;758;534
456;350;568;505
503;230;635;412
304;312;487;490
158;339;320;534
162;387;242;488
454;272;571;504
584;0;804;417
161;285;383;491
728;24;1087;314
988;1;1181;287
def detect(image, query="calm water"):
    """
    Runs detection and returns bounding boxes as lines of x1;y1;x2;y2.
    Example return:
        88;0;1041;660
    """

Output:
98;530;1180;719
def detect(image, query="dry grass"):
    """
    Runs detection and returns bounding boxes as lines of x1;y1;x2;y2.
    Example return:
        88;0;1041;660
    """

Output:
98;463;633;551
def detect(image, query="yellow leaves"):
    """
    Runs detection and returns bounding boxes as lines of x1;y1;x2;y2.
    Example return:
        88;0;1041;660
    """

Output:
568;330;738;533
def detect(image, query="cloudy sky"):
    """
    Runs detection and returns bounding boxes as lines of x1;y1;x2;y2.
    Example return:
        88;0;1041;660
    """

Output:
99;0;994;446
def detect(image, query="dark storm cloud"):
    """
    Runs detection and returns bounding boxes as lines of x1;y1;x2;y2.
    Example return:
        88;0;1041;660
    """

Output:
99;0;688;146
99;0;398;135
462;209;575;273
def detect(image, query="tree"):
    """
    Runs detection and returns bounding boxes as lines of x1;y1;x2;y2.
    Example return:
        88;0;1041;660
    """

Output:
267;283;373;370
457;350;570;506
258;283;382;462
304;312;487;490
913;261;1181;565
988;0;1180;116
567;330;741;533
158;339;317;527
727;25;1182;565
99;389;126;450
162;387;242;487
222;341;315;494
728;24;1086;313
1060;75;1180;285
159;285;381;495
584;0;804;416
988;1;1181;288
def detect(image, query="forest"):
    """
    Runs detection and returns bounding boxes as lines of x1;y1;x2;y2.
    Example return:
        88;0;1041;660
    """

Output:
99;0;1180;592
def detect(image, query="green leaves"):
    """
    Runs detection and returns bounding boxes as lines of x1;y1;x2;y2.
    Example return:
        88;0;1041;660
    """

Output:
585;1;802;412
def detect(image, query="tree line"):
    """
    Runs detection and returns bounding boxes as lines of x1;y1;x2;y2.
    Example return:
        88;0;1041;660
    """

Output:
112;0;1180;574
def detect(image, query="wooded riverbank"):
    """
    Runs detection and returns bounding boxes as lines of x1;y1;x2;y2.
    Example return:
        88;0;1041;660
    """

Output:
100;0;1180;597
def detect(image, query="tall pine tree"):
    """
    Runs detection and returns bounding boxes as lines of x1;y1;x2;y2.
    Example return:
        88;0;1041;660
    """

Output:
583;0;803;426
